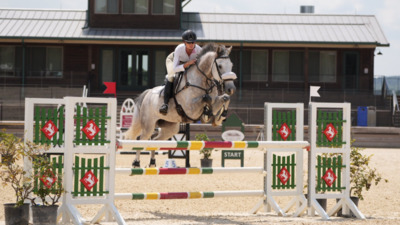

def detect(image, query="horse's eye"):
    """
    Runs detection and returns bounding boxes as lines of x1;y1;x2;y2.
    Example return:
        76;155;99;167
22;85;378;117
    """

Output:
218;65;222;69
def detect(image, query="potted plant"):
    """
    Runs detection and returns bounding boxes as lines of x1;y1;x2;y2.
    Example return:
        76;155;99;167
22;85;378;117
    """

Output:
337;140;388;217
30;154;64;225
195;133;214;167
0;131;39;225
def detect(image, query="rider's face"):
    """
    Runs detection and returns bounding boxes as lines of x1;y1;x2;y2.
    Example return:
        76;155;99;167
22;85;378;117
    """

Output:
185;41;195;50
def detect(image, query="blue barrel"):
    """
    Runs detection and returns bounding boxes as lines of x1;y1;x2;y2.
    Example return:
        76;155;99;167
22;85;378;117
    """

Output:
357;106;368;126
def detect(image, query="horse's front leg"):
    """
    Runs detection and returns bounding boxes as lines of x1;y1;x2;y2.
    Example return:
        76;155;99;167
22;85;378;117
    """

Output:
149;150;156;168
132;150;141;168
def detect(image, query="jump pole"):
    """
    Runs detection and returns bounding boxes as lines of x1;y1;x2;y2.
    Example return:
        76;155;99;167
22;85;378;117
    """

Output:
116;167;265;175
117;140;309;150
115;190;265;200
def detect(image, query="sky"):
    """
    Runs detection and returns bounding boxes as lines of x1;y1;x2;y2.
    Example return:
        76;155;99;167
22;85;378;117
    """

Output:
0;0;399;76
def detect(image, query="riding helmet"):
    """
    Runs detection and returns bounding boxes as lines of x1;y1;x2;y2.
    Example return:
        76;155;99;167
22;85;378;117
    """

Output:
182;30;197;43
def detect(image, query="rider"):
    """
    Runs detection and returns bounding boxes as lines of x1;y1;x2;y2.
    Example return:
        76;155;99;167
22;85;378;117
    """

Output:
159;30;202;115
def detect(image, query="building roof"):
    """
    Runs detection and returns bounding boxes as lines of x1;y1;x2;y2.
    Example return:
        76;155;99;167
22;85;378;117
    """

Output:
0;9;389;47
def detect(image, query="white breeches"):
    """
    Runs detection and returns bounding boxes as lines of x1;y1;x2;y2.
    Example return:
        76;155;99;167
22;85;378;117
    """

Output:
166;52;175;82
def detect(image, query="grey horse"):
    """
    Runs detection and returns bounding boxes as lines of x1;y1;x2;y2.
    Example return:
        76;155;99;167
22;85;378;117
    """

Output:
124;43;236;167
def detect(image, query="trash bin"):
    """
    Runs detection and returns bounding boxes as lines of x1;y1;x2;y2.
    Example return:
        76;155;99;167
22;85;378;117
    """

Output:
367;106;376;126
357;106;367;126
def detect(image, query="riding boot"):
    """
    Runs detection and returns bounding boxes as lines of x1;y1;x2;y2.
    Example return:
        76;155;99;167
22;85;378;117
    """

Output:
159;81;173;115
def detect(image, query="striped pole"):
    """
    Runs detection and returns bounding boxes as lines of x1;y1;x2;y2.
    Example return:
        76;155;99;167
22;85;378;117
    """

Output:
115;190;265;200
115;167;265;175
117;140;309;151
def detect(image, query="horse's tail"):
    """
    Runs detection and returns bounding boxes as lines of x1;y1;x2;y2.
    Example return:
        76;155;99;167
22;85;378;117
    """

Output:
133;89;150;112
123;89;150;140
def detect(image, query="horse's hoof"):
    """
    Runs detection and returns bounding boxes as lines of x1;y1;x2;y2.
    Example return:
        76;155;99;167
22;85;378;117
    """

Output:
132;160;140;168
149;158;156;168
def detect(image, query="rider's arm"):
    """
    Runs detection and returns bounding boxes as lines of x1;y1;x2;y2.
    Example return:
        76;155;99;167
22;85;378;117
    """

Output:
172;44;186;73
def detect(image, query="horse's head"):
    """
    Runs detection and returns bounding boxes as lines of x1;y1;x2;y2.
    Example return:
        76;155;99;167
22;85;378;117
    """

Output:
211;94;230;126
212;45;237;96
197;43;237;96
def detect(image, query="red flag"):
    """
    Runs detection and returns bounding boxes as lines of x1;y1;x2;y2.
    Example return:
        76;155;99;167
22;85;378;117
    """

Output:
103;82;116;97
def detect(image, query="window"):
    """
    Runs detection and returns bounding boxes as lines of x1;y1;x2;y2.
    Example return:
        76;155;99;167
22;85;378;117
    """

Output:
136;51;149;86
272;50;304;82
230;49;268;82
251;50;268;81
95;0;119;14
26;47;63;77
309;51;336;82
46;47;63;77
101;49;114;82
152;0;175;15
154;50;167;85
123;0;148;14
0;46;22;77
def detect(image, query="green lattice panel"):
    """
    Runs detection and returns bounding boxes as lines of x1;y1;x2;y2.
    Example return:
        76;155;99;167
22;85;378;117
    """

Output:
34;106;65;147
316;110;346;147
315;155;346;193
272;110;296;141
72;155;109;197
33;155;64;194
74;105;111;146
271;154;296;190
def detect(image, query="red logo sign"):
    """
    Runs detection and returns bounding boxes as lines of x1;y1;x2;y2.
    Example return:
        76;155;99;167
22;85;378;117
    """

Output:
277;123;292;140
277;167;291;185
80;170;98;191
322;168;337;187
82;120;100;140
41;120;59;140
122;115;133;128
40;170;57;189
323;123;337;141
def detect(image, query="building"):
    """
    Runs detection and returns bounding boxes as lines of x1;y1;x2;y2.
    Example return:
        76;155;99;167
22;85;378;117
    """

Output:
0;1;391;124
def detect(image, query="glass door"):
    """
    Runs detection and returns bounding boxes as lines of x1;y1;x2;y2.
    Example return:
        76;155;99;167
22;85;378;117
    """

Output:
119;49;149;90
343;52;359;89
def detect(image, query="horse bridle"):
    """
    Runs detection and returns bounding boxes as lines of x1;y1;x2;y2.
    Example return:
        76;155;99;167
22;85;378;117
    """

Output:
173;55;236;122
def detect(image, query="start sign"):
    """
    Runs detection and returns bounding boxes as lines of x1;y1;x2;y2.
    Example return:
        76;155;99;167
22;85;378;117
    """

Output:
221;150;244;167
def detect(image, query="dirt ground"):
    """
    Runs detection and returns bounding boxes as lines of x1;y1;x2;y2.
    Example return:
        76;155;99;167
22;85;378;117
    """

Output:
1;147;399;225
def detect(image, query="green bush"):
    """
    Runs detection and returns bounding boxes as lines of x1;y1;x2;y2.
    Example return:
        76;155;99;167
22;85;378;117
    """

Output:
349;141;388;200
0;130;40;206
195;133;214;159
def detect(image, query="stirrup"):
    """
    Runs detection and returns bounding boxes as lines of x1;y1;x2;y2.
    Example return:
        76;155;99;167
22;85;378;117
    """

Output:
159;104;169;115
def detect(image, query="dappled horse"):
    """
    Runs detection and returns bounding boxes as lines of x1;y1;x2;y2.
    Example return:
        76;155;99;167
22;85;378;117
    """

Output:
124;43;237;167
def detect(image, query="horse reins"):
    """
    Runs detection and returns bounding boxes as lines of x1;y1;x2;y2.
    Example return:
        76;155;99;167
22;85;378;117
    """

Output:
172;55;230;122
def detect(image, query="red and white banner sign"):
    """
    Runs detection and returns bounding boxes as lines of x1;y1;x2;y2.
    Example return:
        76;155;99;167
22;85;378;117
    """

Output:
41;120;59;140
40;170;57;189
277;167;291;185
80;170;98;191
322;168;337;187
277;123;291;140
82;120;100;140
323;123;337;141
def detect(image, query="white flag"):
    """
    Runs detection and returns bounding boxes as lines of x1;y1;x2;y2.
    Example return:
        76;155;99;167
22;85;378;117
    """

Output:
310;86;320;97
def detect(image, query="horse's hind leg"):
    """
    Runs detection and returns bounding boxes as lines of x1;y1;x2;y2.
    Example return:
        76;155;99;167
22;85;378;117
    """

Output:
124;117;143;168
149;122;180;167
139;123;158;168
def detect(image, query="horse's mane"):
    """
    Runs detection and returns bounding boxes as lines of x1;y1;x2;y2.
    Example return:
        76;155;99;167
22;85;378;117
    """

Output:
197;43;228;60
